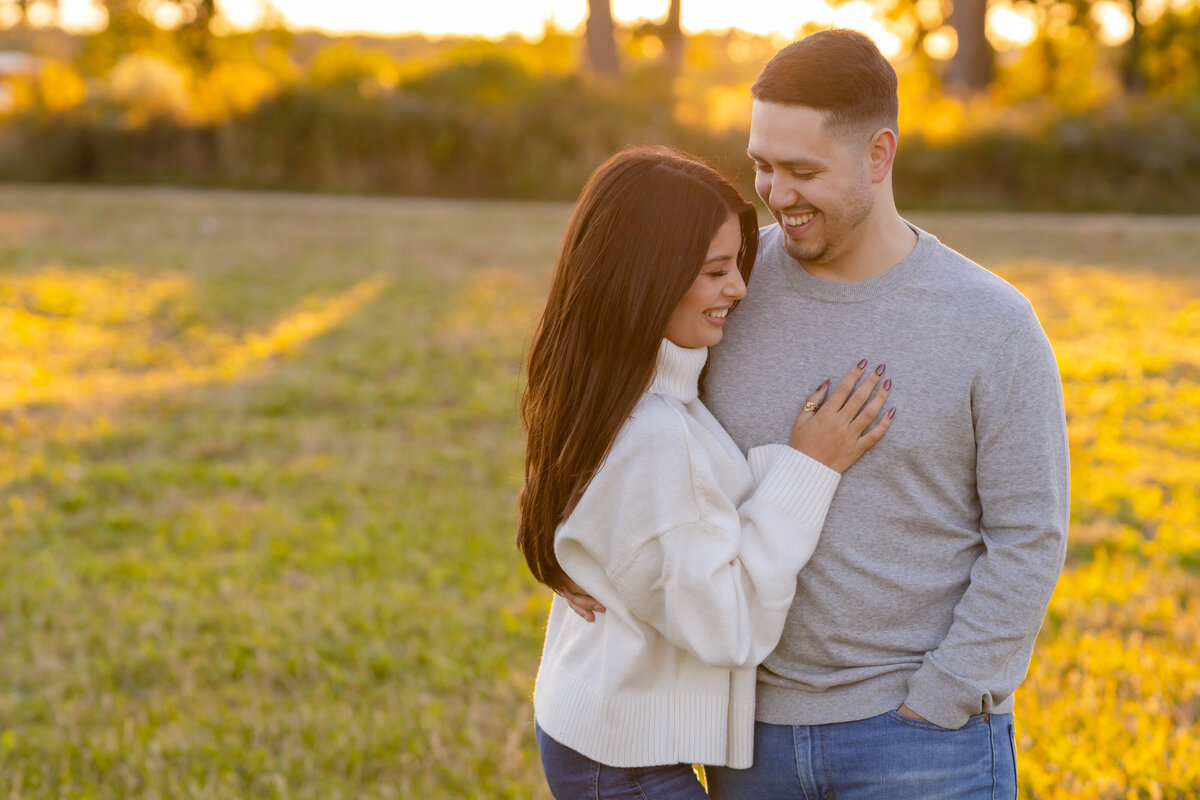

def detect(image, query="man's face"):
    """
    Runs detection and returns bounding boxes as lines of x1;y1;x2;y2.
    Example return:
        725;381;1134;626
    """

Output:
747;100;875;270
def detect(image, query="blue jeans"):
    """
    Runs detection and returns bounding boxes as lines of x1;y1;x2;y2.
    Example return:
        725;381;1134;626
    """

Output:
535;723;709;800
706;711;1017;800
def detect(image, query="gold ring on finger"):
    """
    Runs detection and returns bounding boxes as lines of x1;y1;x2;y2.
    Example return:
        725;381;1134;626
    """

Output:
803;402;820;412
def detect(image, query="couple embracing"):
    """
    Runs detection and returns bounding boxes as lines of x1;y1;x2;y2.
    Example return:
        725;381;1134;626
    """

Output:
518;30;1069;800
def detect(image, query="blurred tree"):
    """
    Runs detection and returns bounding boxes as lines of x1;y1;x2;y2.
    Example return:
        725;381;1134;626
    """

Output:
79;0;166;74
585;0;619;76
1138;4;1200;94
1;0;59;23
631;0;684;72
831;0;978;90
1120;0;1146;92
77;0;231;74
1004;0;1120;105
105;52;192;125
946;0;992;91
662;0;683;72
858;0;1161;97
307;41;400;93
172;0;217;66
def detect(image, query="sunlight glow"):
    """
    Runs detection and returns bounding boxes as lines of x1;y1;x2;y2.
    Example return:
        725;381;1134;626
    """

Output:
150;1;184;30
251;0;587;37
48;0;932;61
218;0;280;30
924;26;958;60
52;0;863;41
1091;0;1136;45
0;268;388;410
671;0;836;37
1133;0;1187;25
987;2;1039;49
57;0;107;32
25;0;56;27
915;0;945;29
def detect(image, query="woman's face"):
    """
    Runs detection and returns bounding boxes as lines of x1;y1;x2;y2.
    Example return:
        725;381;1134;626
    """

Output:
664;214;746;349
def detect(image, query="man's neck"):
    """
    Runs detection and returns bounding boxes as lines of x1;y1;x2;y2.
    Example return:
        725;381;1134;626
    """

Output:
802;212;918;284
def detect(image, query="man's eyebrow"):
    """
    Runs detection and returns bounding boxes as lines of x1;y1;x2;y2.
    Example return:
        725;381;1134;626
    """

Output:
747;150;825;169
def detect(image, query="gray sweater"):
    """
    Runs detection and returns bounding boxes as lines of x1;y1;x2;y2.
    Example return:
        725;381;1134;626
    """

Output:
704;223;1070;730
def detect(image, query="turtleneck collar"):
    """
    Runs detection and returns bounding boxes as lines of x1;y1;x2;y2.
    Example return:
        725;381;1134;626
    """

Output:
647;338;707;403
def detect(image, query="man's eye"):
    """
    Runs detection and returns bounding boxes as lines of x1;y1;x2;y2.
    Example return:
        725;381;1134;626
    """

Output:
792;171;815;179
754;163;772;173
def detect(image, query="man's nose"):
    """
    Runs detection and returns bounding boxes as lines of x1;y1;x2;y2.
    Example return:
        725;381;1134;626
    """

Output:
769;174;798;210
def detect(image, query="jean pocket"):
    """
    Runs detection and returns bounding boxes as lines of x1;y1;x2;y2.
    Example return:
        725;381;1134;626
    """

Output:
884;709;987;733
1007;722;1018;784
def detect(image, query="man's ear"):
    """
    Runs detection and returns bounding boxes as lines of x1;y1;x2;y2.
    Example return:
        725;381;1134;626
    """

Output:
865;128;898;184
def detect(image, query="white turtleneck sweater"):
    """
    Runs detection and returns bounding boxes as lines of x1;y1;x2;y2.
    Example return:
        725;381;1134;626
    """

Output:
532;339;841;769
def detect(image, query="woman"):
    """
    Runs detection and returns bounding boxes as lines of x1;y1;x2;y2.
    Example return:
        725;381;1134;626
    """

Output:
518;146;894;798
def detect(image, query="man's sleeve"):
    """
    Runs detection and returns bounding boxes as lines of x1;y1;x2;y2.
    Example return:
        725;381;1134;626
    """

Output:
904;306;1071;729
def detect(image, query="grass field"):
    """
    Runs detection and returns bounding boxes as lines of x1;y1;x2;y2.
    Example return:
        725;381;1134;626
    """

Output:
1;187;1198;798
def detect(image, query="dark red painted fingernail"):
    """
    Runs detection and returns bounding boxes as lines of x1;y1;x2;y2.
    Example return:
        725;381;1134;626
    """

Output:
887;407;896;418
883;378;891;390
857;359;868;369
875;364;886;376
821;379;831;390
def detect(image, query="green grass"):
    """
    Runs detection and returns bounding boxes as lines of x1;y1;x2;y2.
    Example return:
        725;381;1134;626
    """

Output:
0;188;563;798
0;187;1198;798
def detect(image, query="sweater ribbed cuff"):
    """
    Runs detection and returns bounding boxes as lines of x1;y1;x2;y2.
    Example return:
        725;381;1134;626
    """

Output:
904;655;986;730
746;444;840;528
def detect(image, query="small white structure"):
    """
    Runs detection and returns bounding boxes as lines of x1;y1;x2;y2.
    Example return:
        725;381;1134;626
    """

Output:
0;51;40;113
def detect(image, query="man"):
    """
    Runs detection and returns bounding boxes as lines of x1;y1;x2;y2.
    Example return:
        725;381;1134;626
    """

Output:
699;29;1070;798
559;28;1068;797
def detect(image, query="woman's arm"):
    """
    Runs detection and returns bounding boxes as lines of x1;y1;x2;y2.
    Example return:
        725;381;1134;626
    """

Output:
556;362;893;668
557;361;893;625
601;442;839;670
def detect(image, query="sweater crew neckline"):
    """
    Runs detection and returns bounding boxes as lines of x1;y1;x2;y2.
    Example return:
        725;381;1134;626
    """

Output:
776;223;937;303
648;339;707;402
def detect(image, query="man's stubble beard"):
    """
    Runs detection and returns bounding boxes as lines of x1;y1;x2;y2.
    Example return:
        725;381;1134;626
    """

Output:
782;173;875;267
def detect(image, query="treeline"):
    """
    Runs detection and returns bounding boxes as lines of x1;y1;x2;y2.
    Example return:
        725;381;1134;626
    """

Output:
1;26;1199;211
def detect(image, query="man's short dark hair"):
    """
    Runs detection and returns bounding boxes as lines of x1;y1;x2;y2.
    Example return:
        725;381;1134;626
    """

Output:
751;29;899;137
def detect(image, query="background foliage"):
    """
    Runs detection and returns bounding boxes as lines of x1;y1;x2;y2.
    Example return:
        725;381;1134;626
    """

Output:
0;2;1198;210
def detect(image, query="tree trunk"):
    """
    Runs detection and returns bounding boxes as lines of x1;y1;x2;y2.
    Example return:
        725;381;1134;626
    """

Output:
947;0;993;92
178;0;218;66
585;0;620;77
177;0;216;63
662;0;684;73
1121;0;1146;92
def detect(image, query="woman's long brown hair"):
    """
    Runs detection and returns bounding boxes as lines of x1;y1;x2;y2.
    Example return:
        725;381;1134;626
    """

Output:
518;146;758;592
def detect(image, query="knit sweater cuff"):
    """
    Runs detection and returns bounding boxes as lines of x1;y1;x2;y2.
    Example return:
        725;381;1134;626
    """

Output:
904;655;984;730
746;444;840;528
